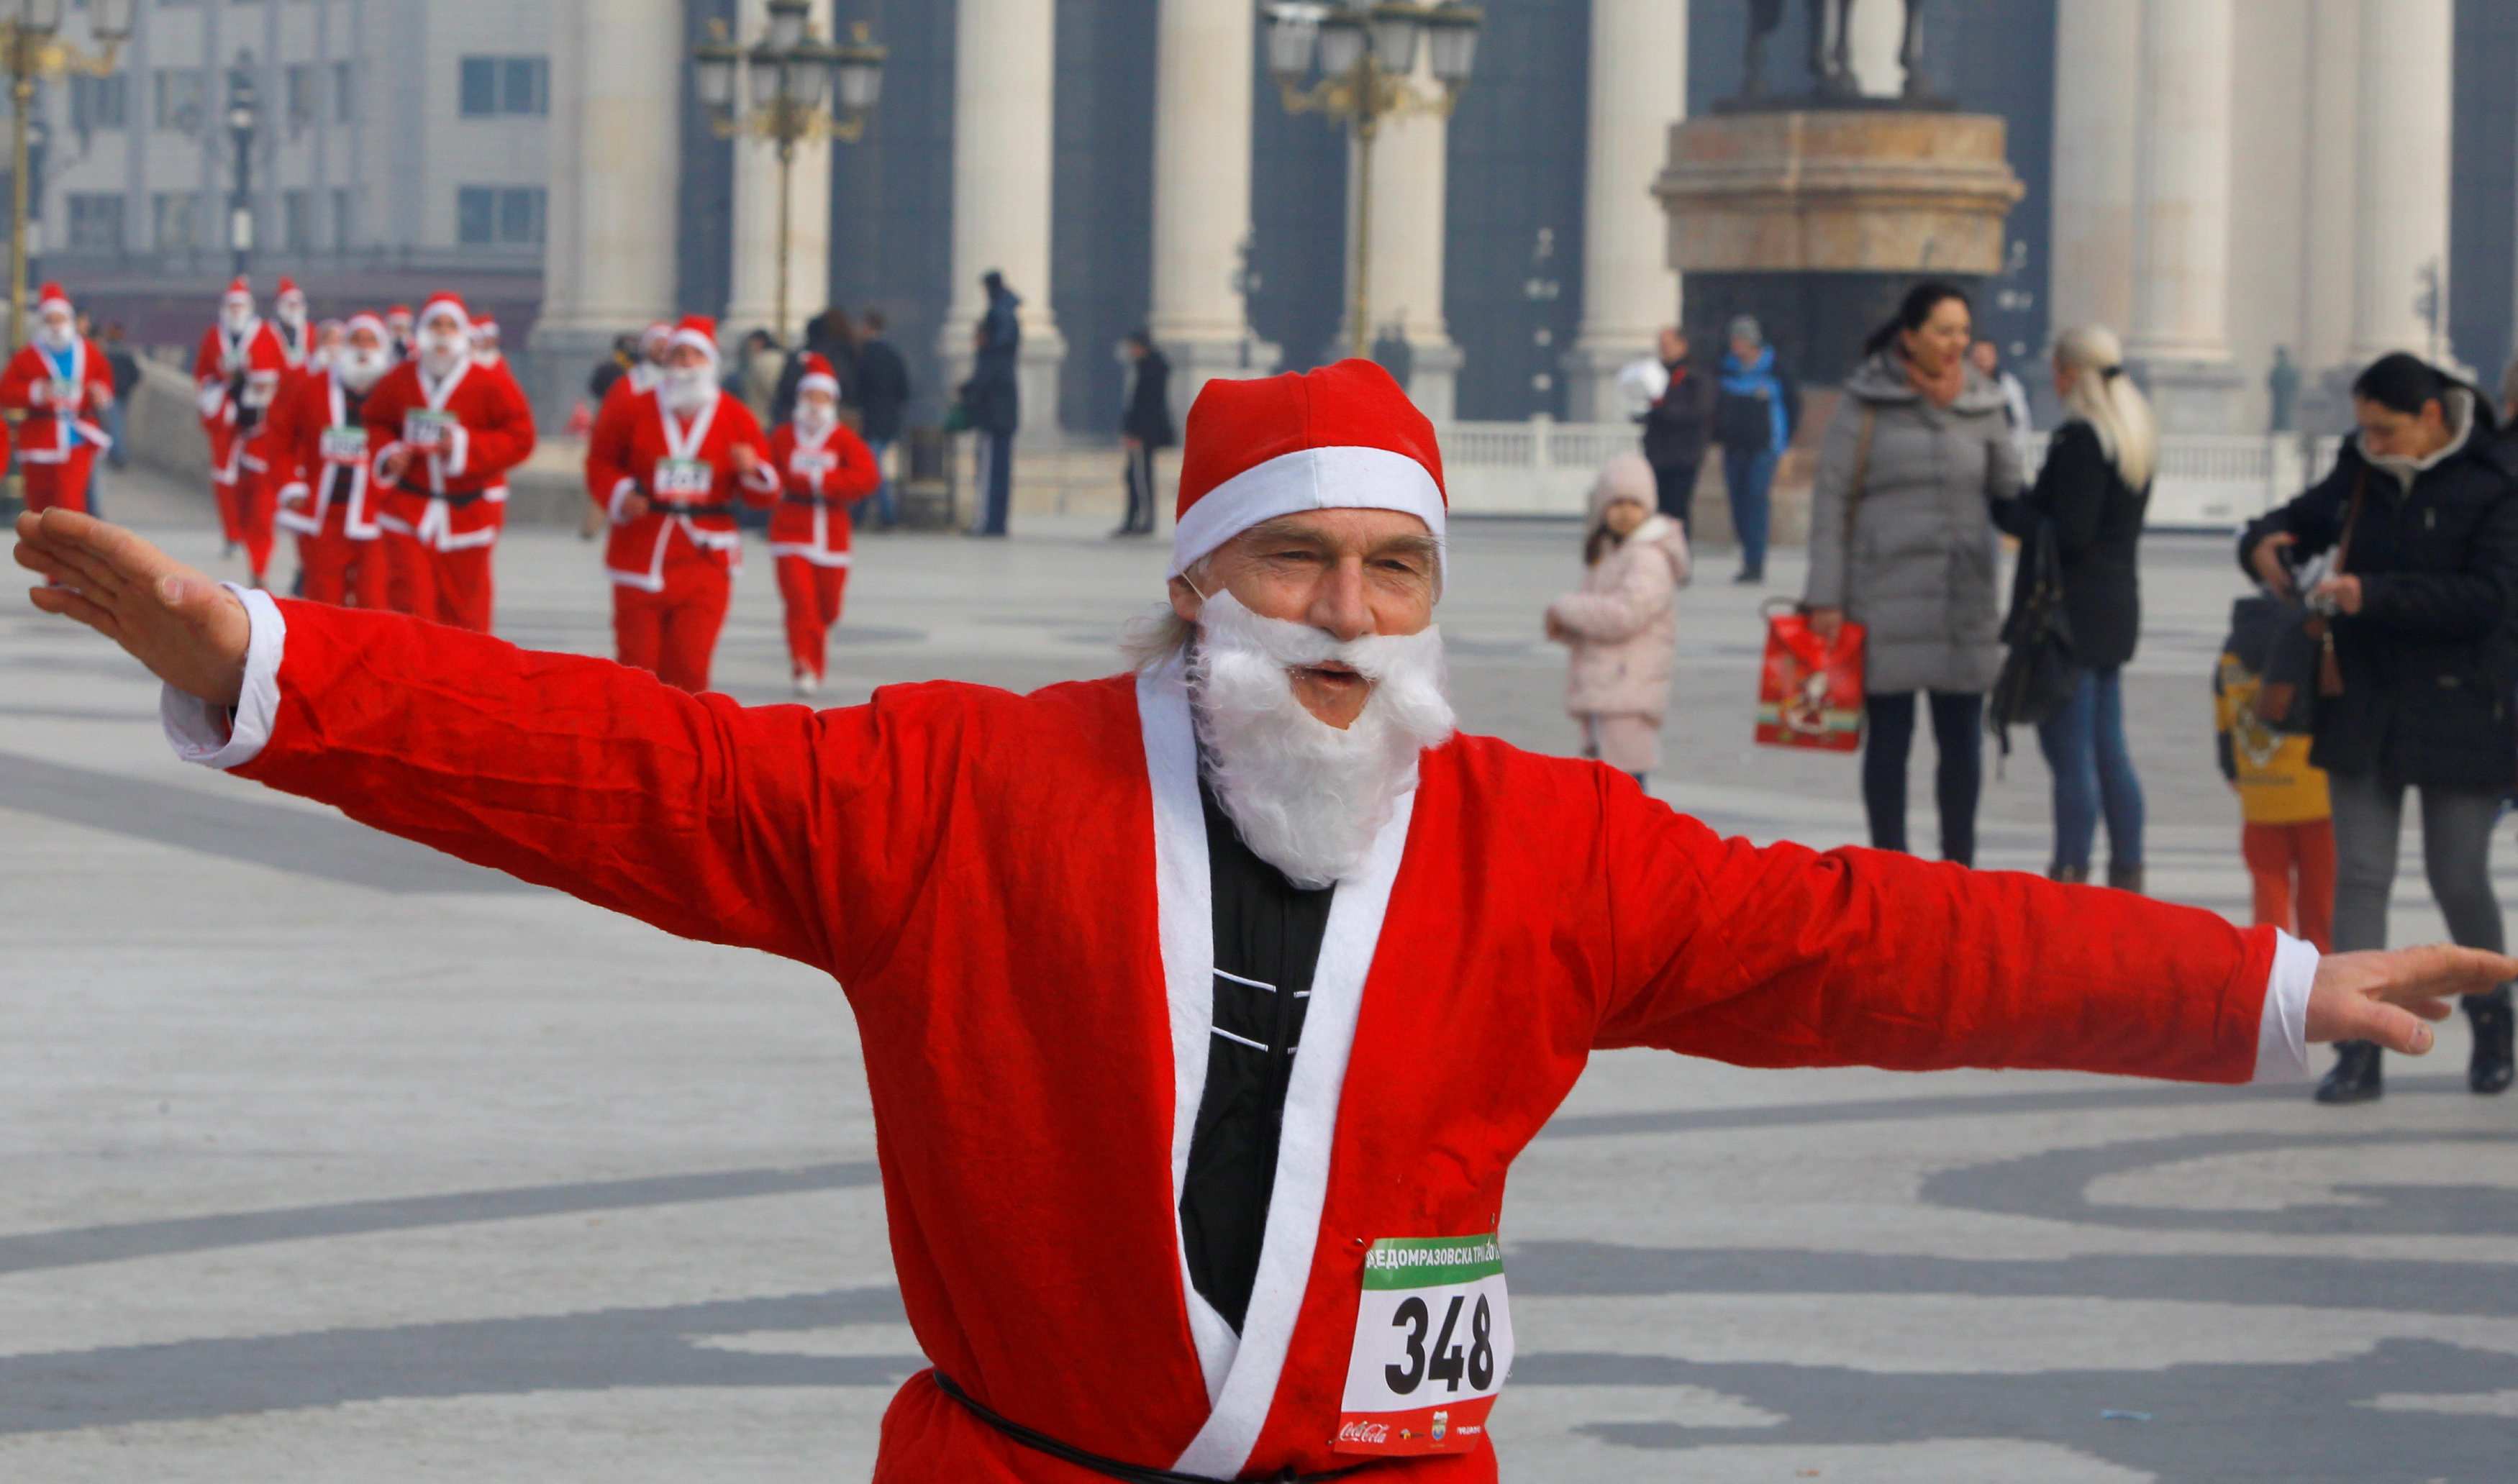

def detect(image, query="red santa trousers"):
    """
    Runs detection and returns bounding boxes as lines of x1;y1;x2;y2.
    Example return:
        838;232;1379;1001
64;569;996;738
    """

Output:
296;529;391;609
217;458;277;579
383;531;496;633
614;542;733;693
2242;819;2335;952
22;445;97;516
208;426;245;547
773;555;848;681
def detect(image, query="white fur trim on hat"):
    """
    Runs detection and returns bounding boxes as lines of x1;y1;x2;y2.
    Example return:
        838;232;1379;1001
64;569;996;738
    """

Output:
668;325;720;363
1168;445;1446;578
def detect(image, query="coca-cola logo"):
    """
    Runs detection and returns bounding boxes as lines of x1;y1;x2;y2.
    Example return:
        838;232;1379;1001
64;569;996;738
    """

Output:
1337;1420;1390;1444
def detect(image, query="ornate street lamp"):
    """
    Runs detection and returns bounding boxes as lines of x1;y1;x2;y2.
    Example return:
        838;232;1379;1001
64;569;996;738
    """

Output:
692;6;885;343
1263;1;1481;360
225;53;258;279
1;0;129;350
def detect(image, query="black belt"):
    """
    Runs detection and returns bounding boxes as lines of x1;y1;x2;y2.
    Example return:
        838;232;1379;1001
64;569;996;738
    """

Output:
395;481;488;509
933;1372;1376;1484
648;499;730;517
782;493;840;508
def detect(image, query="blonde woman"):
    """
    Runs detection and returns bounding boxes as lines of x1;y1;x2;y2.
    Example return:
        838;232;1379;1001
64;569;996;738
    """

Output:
2001;324;2158;888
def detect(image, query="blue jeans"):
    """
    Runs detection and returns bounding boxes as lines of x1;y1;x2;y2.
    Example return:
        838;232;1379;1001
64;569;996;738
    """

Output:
2035;665;2145;873
1723;447;1778;577
853;436;896;528
974;429;1013;535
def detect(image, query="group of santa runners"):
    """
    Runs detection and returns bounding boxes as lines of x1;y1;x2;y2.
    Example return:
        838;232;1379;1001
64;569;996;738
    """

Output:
179;285;877;693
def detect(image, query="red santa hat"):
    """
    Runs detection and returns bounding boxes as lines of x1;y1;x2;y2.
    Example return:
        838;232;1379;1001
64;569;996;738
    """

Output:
639;320;674;355
342;311;388;342
222;277;253;308
472;315;501;341
796;352;840;399
275;276;304;302
666;314;719;365
35;281;70;315
1170;358;1447;578
386;303;414;323
416;292;470;332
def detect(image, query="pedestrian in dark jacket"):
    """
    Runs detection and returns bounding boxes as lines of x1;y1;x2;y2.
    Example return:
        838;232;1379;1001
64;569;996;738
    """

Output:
2237;350;2518;1105
960;271;1023;537
1715;315;1799;584
852;309;912;529
101;322;139;472
771;309;861;429
1117;330;1173;537
1639;327;1714;538
1992;324;2157;890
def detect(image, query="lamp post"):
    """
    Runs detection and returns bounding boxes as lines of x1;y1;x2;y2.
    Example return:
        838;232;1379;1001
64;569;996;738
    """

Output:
693;2;885;344
1263;2;1480;360
225;52;259;280
0;0;130;352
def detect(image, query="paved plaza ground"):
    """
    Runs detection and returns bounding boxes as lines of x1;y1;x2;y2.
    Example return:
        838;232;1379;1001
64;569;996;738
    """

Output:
1;468;2513;1482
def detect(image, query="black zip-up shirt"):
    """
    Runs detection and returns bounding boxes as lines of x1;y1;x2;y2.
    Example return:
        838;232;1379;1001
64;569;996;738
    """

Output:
1178;776;1335;1334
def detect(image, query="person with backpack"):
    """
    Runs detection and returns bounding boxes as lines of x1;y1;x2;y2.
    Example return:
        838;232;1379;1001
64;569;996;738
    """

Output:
1714;315;1799;585
2238;351;2518;1103
2216;599;2335;952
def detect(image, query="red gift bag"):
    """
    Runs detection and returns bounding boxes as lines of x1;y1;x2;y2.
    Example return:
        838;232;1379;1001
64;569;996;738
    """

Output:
1755;603;1866;752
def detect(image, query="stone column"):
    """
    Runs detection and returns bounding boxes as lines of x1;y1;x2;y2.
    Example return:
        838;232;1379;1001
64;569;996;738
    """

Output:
724;0;834;346
2122;0;2242;432
941;0;1065;437
1148;0;1280;409
1345;53;1460;422
1561;0;1684;422
2047;0;2138;338
528;0;683;426
2349;0;2454;366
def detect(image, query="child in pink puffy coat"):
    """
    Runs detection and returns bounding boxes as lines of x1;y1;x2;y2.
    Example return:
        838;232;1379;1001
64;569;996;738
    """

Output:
1545;451;1692;783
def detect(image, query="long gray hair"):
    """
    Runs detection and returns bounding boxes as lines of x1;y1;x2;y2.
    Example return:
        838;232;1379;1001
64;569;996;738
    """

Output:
2053;324;2158;491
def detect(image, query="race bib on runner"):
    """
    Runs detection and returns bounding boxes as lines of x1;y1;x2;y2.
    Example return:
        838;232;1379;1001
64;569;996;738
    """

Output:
791;451;837;477
47;377;80;409
653;458;714;498
1335;1235;1513;1457
402;410;453;451
320;426;368;463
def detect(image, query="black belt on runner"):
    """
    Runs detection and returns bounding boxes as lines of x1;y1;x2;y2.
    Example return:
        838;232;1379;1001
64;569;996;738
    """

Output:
932;1372;1377;1484
647;498;729;518
782;493;838;508
394;481;488;509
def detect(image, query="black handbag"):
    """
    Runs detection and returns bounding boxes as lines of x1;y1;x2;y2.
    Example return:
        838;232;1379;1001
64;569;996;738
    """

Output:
1988;516;2080;750
2253;470;2366;734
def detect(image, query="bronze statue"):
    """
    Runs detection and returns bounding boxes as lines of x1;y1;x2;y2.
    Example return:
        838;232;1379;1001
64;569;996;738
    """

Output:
1742;0;1927;101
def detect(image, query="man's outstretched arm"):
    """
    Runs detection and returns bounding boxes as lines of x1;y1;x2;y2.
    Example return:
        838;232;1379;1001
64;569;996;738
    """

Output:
13;509;927;978
1591;783;2505;1080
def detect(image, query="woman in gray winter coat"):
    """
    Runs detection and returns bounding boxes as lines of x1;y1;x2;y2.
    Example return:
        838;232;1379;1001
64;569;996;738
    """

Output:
1546;452;1691;783
1804;282;2024;867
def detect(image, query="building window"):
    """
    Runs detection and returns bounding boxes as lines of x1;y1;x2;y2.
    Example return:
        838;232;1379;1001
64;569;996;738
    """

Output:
151;191;196;252
285;64;316;127
458;56;547;118
283;189;312;252
66;194;124;253
457;185;545;247
332;60;355;123
152;69;203;132
71;73;127;132
331;186;353;252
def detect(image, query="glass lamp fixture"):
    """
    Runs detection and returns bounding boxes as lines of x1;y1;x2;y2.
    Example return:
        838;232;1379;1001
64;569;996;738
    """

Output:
1424;3;1481;85
1316;12;1367;78
784;35;836;111
694;35;742;112
747;38;786;109
88;0;133;42
1263;3;1325;81
834;30;886;113
9;0;64;36
1367;3;1423;76
765;0;809;53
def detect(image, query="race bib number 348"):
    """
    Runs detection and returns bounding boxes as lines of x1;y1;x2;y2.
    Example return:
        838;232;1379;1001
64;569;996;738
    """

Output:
1334;1234;1513;1457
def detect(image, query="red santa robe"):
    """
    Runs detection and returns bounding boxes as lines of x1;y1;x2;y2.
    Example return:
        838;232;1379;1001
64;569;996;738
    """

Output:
0;332;113;516
763;416;881;683
363;354;538;634
587;383;778;693
194;314;289;579
165;589;2300;1483
268;364;388;609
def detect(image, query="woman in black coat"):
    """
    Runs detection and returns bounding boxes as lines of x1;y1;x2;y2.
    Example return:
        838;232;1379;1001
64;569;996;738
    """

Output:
1997;325;2156;891
2238;351;2518;1103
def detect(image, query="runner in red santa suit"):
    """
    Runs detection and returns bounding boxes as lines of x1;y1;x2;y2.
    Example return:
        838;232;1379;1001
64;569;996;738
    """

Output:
269;314;395;609
586;313;778;692
599;320;674;422
192;278;288;582
383;304;414;364
762;352;880;697
0;283;114;518
16;358;2512;1483
270;277;314;373
366;293;537;632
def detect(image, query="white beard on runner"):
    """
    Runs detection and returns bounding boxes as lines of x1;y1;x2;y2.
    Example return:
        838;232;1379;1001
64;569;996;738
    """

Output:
337;347;391;393
1189;587;1456;890
663;365;718;414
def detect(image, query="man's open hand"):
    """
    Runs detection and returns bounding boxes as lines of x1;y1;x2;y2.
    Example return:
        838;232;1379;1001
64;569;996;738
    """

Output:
2306;944;2518;1055
12;509;250;706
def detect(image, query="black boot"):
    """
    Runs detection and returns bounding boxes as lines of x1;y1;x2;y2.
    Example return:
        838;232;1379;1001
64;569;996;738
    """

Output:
2047;862;2089;884
2314;1040;2383;1104
2106;861;2145;896
2467;987;2513;1096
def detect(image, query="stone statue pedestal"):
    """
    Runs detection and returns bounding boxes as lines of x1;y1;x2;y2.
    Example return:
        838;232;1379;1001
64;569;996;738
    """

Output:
1655;109;2024;383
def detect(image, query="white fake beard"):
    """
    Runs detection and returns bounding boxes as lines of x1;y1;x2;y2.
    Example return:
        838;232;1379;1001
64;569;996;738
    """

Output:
663;365;719;413
220;306;253;337
35;319;73;352
796;402;837;434
1190;588;1456;890
417;332;468;381
278;302;306;330
337;347;391;392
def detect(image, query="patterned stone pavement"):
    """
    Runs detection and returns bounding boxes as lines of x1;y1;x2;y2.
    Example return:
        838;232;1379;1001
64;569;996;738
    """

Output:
0;474;2511;1481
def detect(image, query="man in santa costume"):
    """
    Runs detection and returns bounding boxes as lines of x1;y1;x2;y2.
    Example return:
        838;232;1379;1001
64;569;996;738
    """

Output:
0;283;114;517
365;293;537;632
270;314;395;609
383;304;414;363
587;314;778;693
271;277;314;370
763;352;880;697
14;358;2510;1483
471;316;503;370
193;278;288;583
599;320;675;421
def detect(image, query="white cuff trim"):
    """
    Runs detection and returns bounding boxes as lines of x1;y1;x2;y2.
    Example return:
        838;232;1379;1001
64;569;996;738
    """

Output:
160;585;286;771
2253;930;2317;1083
442;422;471;478
607;478;637;524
